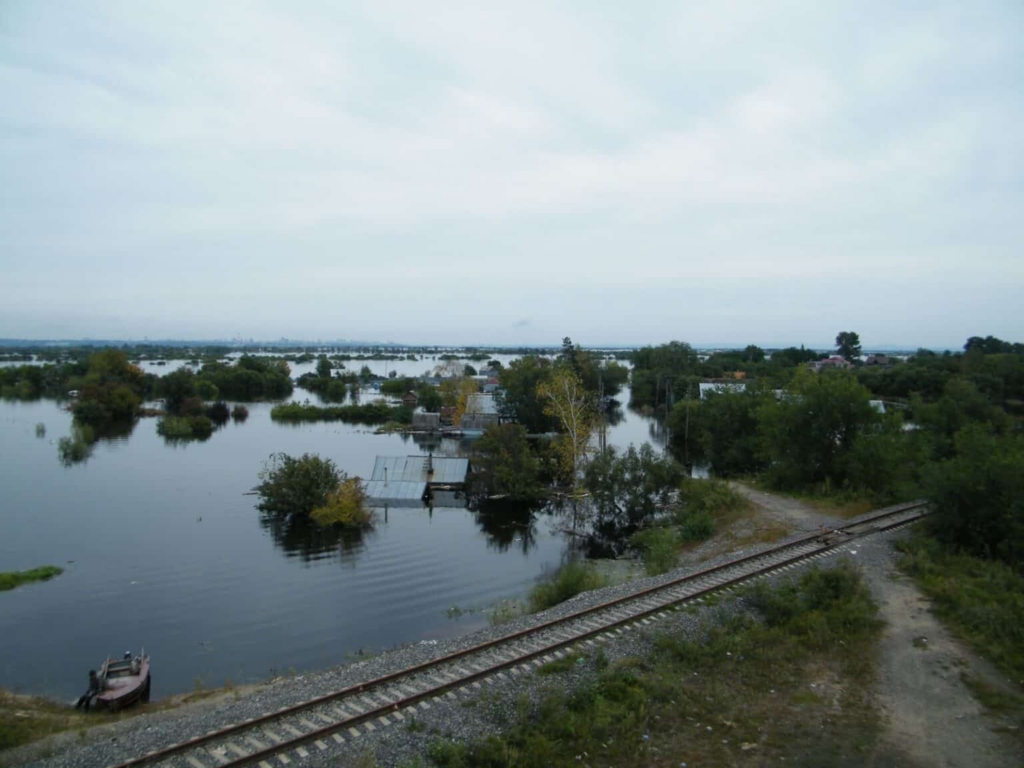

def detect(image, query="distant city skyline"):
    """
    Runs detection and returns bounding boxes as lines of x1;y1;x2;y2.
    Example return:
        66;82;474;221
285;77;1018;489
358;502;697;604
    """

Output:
2;2;1022;347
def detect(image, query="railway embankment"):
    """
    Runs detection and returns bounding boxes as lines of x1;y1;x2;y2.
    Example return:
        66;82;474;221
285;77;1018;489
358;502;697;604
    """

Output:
8;499;1022;768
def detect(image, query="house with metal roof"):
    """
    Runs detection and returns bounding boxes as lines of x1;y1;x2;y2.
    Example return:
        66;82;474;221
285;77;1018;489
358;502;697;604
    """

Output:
364;454;470;506
461;393;500;431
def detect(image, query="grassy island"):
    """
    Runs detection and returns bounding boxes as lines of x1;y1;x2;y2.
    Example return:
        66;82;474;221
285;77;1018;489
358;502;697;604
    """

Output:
0;566;64;593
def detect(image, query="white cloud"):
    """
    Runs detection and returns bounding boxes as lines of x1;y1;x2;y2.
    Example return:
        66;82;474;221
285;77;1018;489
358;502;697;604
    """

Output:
0;0;1021;346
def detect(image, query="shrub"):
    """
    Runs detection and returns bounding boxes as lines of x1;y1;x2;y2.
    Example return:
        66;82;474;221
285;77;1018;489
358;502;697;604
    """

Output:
34;423;45;438
205;400;231;425
746;562;881;648
528;561;607;612
157;415;214;440
631;527;680;575
310;477;375;529
676;509;715;542
676;476;745;515
231;404;249;420
255;452;341;517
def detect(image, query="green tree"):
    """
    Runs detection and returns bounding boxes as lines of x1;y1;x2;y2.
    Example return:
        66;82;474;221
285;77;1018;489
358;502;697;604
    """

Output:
584;444;684;529
471;424;542;500
629;341;699;409
416;382;444;412
757;369;880;489
316;355;332;378
160;369;198;414
497;355;557;432
671;384;773;475
743;345;766;363
835;331;862;361
925;427;1024;568
912;378;1010;458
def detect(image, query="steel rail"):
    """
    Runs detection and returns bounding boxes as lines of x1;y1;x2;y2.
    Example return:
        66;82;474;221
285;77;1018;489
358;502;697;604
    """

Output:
107;500;928;768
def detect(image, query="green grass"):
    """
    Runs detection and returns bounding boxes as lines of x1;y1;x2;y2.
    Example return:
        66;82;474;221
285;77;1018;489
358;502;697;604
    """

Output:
528;561;607;613
897;532;1024;684
0;566;63;593
630;527;681;575
426;562;885;768
537;653;586;675
672;477;750;542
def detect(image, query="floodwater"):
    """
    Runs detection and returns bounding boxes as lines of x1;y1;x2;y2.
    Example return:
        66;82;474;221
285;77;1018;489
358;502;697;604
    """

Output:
0;356;666;701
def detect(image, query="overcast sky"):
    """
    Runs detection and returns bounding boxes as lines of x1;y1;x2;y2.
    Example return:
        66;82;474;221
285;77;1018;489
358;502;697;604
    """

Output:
1;2;1021;348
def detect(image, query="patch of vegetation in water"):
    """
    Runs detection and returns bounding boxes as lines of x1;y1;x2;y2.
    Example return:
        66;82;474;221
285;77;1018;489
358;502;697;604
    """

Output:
0;566;64;593
156;415;214;440
270;401;411;425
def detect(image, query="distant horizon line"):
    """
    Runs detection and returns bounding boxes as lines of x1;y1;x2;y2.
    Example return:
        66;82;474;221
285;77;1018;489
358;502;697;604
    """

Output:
0;337;960;353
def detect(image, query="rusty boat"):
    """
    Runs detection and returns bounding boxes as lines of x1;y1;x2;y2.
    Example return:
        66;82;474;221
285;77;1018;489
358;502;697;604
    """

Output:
76;651;151;712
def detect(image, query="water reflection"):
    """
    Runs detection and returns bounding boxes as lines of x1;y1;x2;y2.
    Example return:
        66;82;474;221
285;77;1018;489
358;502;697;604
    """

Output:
58;418;138;466
259;512;373;564
472;499;544;554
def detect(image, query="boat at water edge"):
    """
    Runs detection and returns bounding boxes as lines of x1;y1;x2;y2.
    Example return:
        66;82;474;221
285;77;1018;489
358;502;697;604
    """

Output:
75;651;150;712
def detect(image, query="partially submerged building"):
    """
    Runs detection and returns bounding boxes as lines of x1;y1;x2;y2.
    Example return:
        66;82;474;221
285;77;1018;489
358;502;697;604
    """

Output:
364;454;470;507
461;393;500;431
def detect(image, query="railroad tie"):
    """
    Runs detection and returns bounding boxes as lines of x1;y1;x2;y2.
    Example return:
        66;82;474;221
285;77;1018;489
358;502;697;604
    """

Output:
224;741;249;758
203;747;230;766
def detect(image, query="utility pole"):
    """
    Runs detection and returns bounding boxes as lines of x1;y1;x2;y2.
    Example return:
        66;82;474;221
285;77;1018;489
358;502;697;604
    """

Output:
684;381;692;467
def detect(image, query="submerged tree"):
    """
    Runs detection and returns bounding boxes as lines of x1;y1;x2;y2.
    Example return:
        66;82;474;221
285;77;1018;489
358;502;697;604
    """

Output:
471;424;542;501
255;453;342;517
584;443;683;529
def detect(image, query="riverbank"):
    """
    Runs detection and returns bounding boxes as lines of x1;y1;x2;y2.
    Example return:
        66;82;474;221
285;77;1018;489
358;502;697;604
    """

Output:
3;501;939;768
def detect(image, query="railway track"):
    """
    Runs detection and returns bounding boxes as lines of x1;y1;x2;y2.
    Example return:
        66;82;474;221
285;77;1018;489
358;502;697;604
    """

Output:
109;500;929;768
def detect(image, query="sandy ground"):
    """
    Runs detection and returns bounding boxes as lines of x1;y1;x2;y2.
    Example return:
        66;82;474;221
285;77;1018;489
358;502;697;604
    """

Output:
861;543;1022;767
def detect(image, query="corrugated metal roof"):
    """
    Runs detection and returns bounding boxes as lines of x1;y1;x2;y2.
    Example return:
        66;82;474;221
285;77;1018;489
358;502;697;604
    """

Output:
402;456;427;481
465;393;498;415
364;479;427;504
370;456;469;485
370;456;405;482
430;457;469;483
